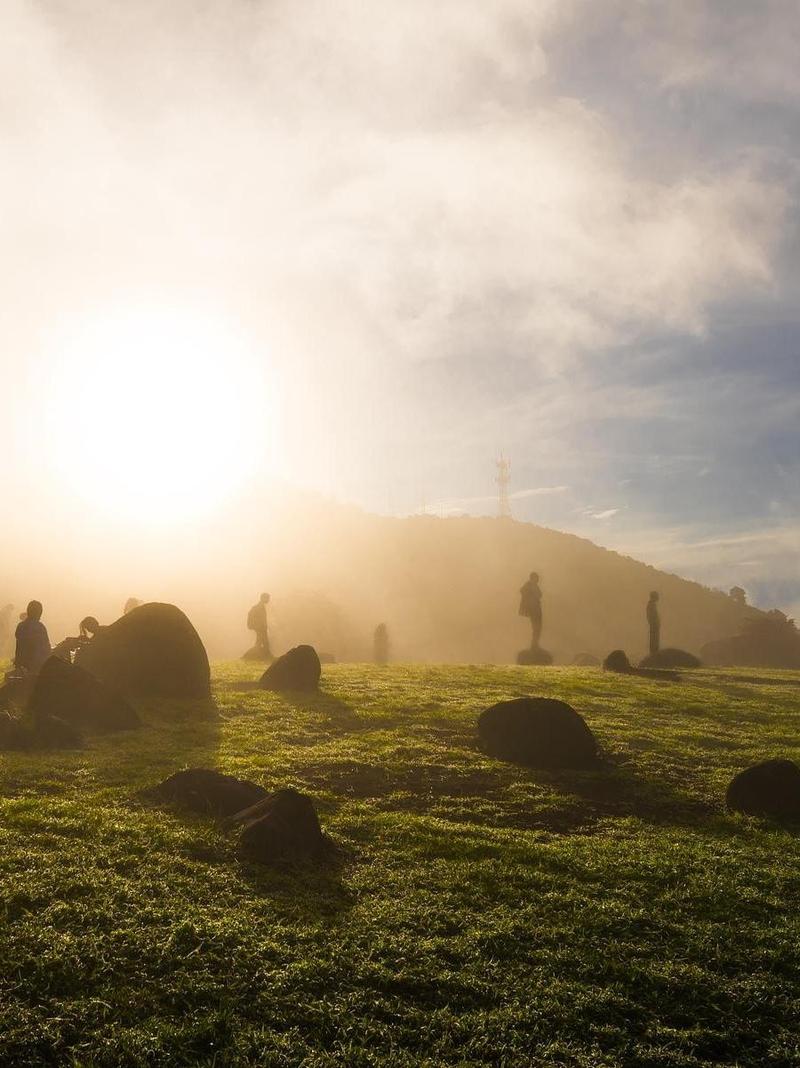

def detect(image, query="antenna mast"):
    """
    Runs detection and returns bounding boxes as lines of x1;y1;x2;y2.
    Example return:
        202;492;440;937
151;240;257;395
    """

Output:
495;454;511;518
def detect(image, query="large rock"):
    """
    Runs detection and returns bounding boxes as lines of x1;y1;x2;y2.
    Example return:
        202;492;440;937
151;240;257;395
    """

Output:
27;655;139;732
639;648;701;669
149;768;268;817
603;649;632;673
478;697;599;769
259;645;321;693
238;788;328;863
76;603;210;698
0;708;83;751
516;647;554;666
726;759;800;820
32;714;84;750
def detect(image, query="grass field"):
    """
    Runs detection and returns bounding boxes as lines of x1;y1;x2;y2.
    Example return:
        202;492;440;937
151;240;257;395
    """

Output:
1;662;800;1067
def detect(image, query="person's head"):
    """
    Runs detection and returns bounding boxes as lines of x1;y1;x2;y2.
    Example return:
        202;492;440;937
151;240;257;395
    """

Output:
529;572;539;583
26;600;43;621
649;591;659;602
260;592;270;604
79;616;100;638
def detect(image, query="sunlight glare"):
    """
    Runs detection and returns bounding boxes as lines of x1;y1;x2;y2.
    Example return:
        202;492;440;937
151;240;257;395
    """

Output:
45;303;274;525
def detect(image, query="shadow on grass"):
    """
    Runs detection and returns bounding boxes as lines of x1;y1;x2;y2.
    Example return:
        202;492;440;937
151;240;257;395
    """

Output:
291;749;716;835
237;852;356;919
283;690;365;732
533;761;715;828
703;672;800;688
89;696;223;787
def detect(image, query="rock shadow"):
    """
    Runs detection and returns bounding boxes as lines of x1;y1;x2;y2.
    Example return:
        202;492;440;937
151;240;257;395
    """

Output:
532;761;715;828
237;858;356;919
283;691;365;732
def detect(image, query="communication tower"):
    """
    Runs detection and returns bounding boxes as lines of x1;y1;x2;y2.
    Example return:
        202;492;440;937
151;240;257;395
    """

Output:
495;455;511;518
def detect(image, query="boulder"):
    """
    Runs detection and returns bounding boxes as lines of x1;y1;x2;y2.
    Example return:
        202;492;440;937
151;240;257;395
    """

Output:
76;602;210;698
0;710;30;750
241;646;272;662
478;697;599;769
149;768;268;817
237;788;328;863
516;647;553;666
639;648;701;669
726;759;800;820
31;714;84;750
603;649;633;673
27;656;139;732
259;645;321;693
572;653;600;667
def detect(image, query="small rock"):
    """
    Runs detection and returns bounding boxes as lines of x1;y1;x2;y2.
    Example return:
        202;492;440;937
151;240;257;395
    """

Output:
516;647;553;665
259;645;321;693
241;646;272;662
726;759;800;820
603;649;632;673
238;788;329;863
639;648;701;669
478;696;599;769
149;768;268;817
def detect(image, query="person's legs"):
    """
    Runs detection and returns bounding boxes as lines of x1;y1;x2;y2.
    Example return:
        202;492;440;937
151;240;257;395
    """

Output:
255;627;271;657
531;614;542;649
649;623;660;656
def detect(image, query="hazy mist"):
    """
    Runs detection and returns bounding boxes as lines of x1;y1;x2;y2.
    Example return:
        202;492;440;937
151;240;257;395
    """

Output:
2;1;798;645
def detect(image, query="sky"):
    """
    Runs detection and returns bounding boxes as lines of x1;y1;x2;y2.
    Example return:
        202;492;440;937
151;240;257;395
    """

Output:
1;0;799;615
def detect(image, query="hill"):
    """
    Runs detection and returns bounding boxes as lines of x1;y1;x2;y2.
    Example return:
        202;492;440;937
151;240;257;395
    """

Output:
247;503;761;664
1;490;765;663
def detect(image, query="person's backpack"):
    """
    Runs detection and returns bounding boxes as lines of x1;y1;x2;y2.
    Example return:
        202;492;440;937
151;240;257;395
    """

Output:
247;605;262;631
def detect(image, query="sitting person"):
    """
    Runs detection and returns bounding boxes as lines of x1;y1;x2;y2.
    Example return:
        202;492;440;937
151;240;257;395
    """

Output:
14;600;51;675
53;616;102;662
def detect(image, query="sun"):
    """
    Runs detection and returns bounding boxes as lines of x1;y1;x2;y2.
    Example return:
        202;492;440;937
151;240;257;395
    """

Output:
45;302;274;524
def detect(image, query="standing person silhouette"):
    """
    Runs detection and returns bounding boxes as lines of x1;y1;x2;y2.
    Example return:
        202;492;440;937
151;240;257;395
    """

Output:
0;603;14;658
247;593;272;659
373;623;390;665
519;572;543;650
14;600;51;675
647;591;661;657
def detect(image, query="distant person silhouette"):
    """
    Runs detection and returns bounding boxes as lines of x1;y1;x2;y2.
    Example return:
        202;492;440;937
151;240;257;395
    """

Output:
124;597;143;615
373;623;390;665
647;592;660;656
247;593;271;658
0;602;14;657
14;600;51;675
519;572;543;649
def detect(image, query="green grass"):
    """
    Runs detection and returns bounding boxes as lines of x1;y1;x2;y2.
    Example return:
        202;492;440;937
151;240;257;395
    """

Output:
2;662;800;1066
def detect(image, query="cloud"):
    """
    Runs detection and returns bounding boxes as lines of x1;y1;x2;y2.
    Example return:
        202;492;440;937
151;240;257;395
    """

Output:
0;0;797;607
586;508;620;520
